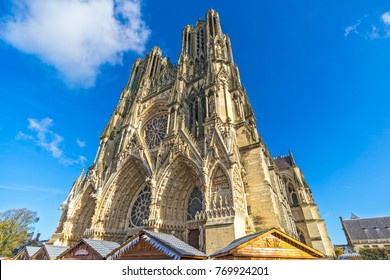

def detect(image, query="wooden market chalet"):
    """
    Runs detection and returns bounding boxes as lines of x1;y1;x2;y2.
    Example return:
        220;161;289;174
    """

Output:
12;228;324;260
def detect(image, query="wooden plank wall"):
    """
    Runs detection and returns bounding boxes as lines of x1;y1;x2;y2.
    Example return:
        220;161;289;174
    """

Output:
59;243;103;260
116;238;172;260
216;234;317;260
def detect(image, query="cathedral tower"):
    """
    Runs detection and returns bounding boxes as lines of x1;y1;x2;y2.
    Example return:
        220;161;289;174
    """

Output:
49;9;333;257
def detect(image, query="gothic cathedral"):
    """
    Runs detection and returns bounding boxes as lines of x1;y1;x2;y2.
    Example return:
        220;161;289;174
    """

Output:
49;10;334;257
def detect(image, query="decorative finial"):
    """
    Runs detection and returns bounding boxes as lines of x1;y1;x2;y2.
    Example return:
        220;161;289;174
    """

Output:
350;213;359;220
289;149;296;166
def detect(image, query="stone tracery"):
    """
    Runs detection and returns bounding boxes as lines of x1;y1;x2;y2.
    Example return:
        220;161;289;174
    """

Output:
187;186;203;220
130;185;151;227
144;114;168;150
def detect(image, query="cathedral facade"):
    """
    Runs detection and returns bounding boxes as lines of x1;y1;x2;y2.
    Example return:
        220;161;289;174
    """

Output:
49;10;334;257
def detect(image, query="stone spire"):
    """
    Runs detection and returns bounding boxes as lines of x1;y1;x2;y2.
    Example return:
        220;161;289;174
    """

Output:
289;149;296;167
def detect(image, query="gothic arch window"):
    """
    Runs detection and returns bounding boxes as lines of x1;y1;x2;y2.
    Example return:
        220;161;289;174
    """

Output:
188;34;191;55
196;28;204;55
213;17;217;33
298;229;306;244
200;28;205;52
288;184;299;205
291;192;299;205
129;185;151;227
132;65;145;93
226;40;232;62
208;16;214;37
186;92;206;138
187;186;203;220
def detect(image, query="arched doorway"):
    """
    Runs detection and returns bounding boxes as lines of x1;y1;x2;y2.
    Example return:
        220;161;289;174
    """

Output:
155;157;205;250
65;184;96;245
92;156;150;242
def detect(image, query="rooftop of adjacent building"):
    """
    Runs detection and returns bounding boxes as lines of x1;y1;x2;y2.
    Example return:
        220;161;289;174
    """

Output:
340;214;390;241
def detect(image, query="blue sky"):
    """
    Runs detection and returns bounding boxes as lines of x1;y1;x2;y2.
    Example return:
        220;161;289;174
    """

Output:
0;0;389;246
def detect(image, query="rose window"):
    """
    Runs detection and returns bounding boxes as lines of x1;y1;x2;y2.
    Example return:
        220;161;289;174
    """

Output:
144;114;168;150
130;185;151;227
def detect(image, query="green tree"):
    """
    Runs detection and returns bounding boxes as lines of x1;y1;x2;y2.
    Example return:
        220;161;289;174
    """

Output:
359;247;390;260
333;246;344;258
0;208;39;257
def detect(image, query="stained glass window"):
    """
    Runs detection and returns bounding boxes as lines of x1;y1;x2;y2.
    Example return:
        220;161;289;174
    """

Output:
130;185;151;227
298;230;306;244
144;114;168;150
187;186;203;220
288;184;299;205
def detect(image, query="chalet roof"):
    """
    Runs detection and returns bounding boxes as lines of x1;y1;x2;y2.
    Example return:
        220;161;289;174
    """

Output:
82;239;120;258
210;228;323;258
25;246;41;257
43;245;69;259
342;216;390;241
56;239;120;259
108;230;206;260
274;155;293;170
143;230;206;257
210;229;268;256
14;246;42;260
338;252;361;260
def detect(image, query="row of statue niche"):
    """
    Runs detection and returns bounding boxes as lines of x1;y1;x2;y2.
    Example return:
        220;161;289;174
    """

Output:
211;194;232;209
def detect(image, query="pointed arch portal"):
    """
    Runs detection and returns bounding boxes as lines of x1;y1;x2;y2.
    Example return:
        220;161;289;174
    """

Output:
157;158;204;224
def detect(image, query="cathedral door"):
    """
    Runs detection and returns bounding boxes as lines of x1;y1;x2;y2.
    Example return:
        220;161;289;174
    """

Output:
188;229;200;249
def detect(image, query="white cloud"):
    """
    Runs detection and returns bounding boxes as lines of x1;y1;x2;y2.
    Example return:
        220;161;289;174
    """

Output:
381;12;390;38
15;131;34;140
381;12;390;25
76;138;86;148
27;118;64;158
0;184;68;195
17;117;86;165
344;21;361;37
60;155;87;165
368;25;380;40
345;13;390;40
0;0;150;87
